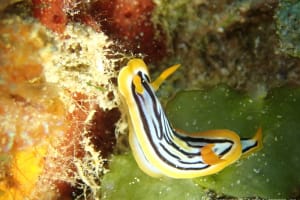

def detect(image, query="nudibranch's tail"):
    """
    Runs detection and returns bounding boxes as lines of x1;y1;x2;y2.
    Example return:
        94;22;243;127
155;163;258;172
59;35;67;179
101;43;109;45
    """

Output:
240;128;263;157
151;64;180;91
201;144;225;165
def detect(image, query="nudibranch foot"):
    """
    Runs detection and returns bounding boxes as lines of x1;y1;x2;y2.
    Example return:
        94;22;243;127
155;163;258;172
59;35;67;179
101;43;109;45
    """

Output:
129;130;163;178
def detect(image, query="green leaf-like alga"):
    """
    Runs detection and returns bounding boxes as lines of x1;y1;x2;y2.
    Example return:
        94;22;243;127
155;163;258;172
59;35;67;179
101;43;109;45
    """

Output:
166;86;300;198
101;85;300;199
101;153;206;200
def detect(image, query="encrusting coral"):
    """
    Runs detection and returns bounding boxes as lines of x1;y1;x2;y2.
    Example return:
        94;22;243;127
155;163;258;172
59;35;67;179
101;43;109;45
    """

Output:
0;10;123;200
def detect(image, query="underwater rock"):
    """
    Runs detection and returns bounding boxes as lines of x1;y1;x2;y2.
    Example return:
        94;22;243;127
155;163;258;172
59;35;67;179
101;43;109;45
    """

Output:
276;0;300;58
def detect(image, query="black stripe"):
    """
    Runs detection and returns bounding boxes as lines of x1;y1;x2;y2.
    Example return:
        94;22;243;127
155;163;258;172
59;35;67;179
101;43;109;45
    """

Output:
141;73;164;140
131;76;210;171
219;146;232;156
140;79;204;157
242;141;258;153
174;131;234;145
160;144;209;170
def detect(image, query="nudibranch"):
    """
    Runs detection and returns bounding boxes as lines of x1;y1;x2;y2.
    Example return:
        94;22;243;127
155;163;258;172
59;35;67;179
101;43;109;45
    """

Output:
118;58;262;179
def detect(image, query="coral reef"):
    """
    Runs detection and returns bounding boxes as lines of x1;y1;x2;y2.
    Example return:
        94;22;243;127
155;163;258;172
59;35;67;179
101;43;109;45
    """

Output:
0;11;121;200
0;0;300;199
0;16;67;199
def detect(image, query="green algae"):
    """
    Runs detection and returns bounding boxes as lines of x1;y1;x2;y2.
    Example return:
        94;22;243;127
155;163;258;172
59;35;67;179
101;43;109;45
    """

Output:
102;85;300;199
101;153;206;200
166;86;300;198
276;0;300;58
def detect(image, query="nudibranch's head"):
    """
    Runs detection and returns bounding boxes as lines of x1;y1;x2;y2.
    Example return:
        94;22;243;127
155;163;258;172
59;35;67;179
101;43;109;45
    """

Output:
118;58;151;97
